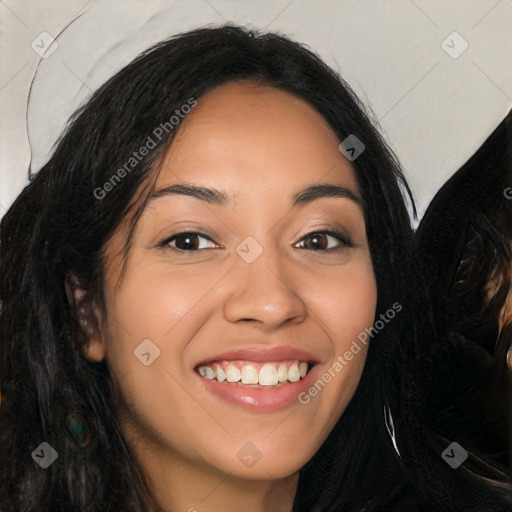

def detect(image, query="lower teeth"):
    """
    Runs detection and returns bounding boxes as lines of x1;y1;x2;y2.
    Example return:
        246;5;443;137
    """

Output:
221;380;292;387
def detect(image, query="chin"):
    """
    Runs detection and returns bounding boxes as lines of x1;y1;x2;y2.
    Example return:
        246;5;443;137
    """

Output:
204;439;319;481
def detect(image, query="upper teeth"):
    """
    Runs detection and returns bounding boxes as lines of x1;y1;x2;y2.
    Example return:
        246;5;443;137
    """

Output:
197;360;309;386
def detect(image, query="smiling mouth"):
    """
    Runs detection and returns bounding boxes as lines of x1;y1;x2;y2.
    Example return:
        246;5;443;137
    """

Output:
195;360;314;387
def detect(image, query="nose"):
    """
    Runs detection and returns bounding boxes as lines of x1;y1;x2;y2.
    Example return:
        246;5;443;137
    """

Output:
222;244;308;329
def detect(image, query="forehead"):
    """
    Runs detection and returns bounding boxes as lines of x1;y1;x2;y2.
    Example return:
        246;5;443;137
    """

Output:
156;82;359;198
103;83;364;281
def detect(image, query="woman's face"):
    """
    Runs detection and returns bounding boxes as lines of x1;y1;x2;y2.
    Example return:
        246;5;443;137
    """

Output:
90;83;377;481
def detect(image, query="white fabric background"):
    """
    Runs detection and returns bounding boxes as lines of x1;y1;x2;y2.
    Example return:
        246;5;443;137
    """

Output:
1;0;511;225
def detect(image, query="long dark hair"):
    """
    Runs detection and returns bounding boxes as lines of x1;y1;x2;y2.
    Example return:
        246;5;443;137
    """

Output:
1;24;510;512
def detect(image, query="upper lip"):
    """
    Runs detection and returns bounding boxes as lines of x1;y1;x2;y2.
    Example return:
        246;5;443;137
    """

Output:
195;346;321;367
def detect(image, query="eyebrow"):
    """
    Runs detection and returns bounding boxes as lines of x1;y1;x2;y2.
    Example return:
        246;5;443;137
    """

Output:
151;184;230;205
290;183;362;208
150;183;362;208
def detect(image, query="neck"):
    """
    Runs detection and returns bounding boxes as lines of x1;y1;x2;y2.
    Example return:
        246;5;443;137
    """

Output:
124;421;298;512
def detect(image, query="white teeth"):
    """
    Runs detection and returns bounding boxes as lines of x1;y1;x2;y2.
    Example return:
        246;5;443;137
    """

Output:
216;365;226;383
197;360;312;385
288;363;300;382
277;364;288;383
226;365;241;383
259;364;278;386
241;365;259;384
198;365;216;379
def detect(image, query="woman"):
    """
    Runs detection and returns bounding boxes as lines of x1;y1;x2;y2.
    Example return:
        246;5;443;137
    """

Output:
1;24;510;512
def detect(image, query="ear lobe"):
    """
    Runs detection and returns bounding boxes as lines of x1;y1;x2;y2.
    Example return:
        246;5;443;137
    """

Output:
81;337;107;362
65;273;107;362
80;304;107;362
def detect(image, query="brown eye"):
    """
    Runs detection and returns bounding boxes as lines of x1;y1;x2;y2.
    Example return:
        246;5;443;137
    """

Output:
159;232;217;252
296;230;356;252
303;233;329;250
174;233;201;251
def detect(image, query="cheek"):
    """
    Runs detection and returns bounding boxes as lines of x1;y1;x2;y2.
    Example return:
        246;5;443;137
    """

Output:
103;256;227;348
99;258;232;429
330;258;377;380
303;255;377;340
300;257;377;421
100;270;211;458
332;265;377;343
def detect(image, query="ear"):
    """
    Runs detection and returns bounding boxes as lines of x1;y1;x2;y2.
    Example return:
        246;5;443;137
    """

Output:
65;273;106;362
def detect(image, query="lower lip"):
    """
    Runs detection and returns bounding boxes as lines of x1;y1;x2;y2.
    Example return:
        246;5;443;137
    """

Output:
196;365;319;412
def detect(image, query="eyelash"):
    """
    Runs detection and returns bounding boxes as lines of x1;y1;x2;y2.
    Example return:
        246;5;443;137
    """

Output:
157;229;356;255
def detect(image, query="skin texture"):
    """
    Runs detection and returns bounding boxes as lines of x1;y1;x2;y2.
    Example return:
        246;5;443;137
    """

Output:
82;83;378;512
